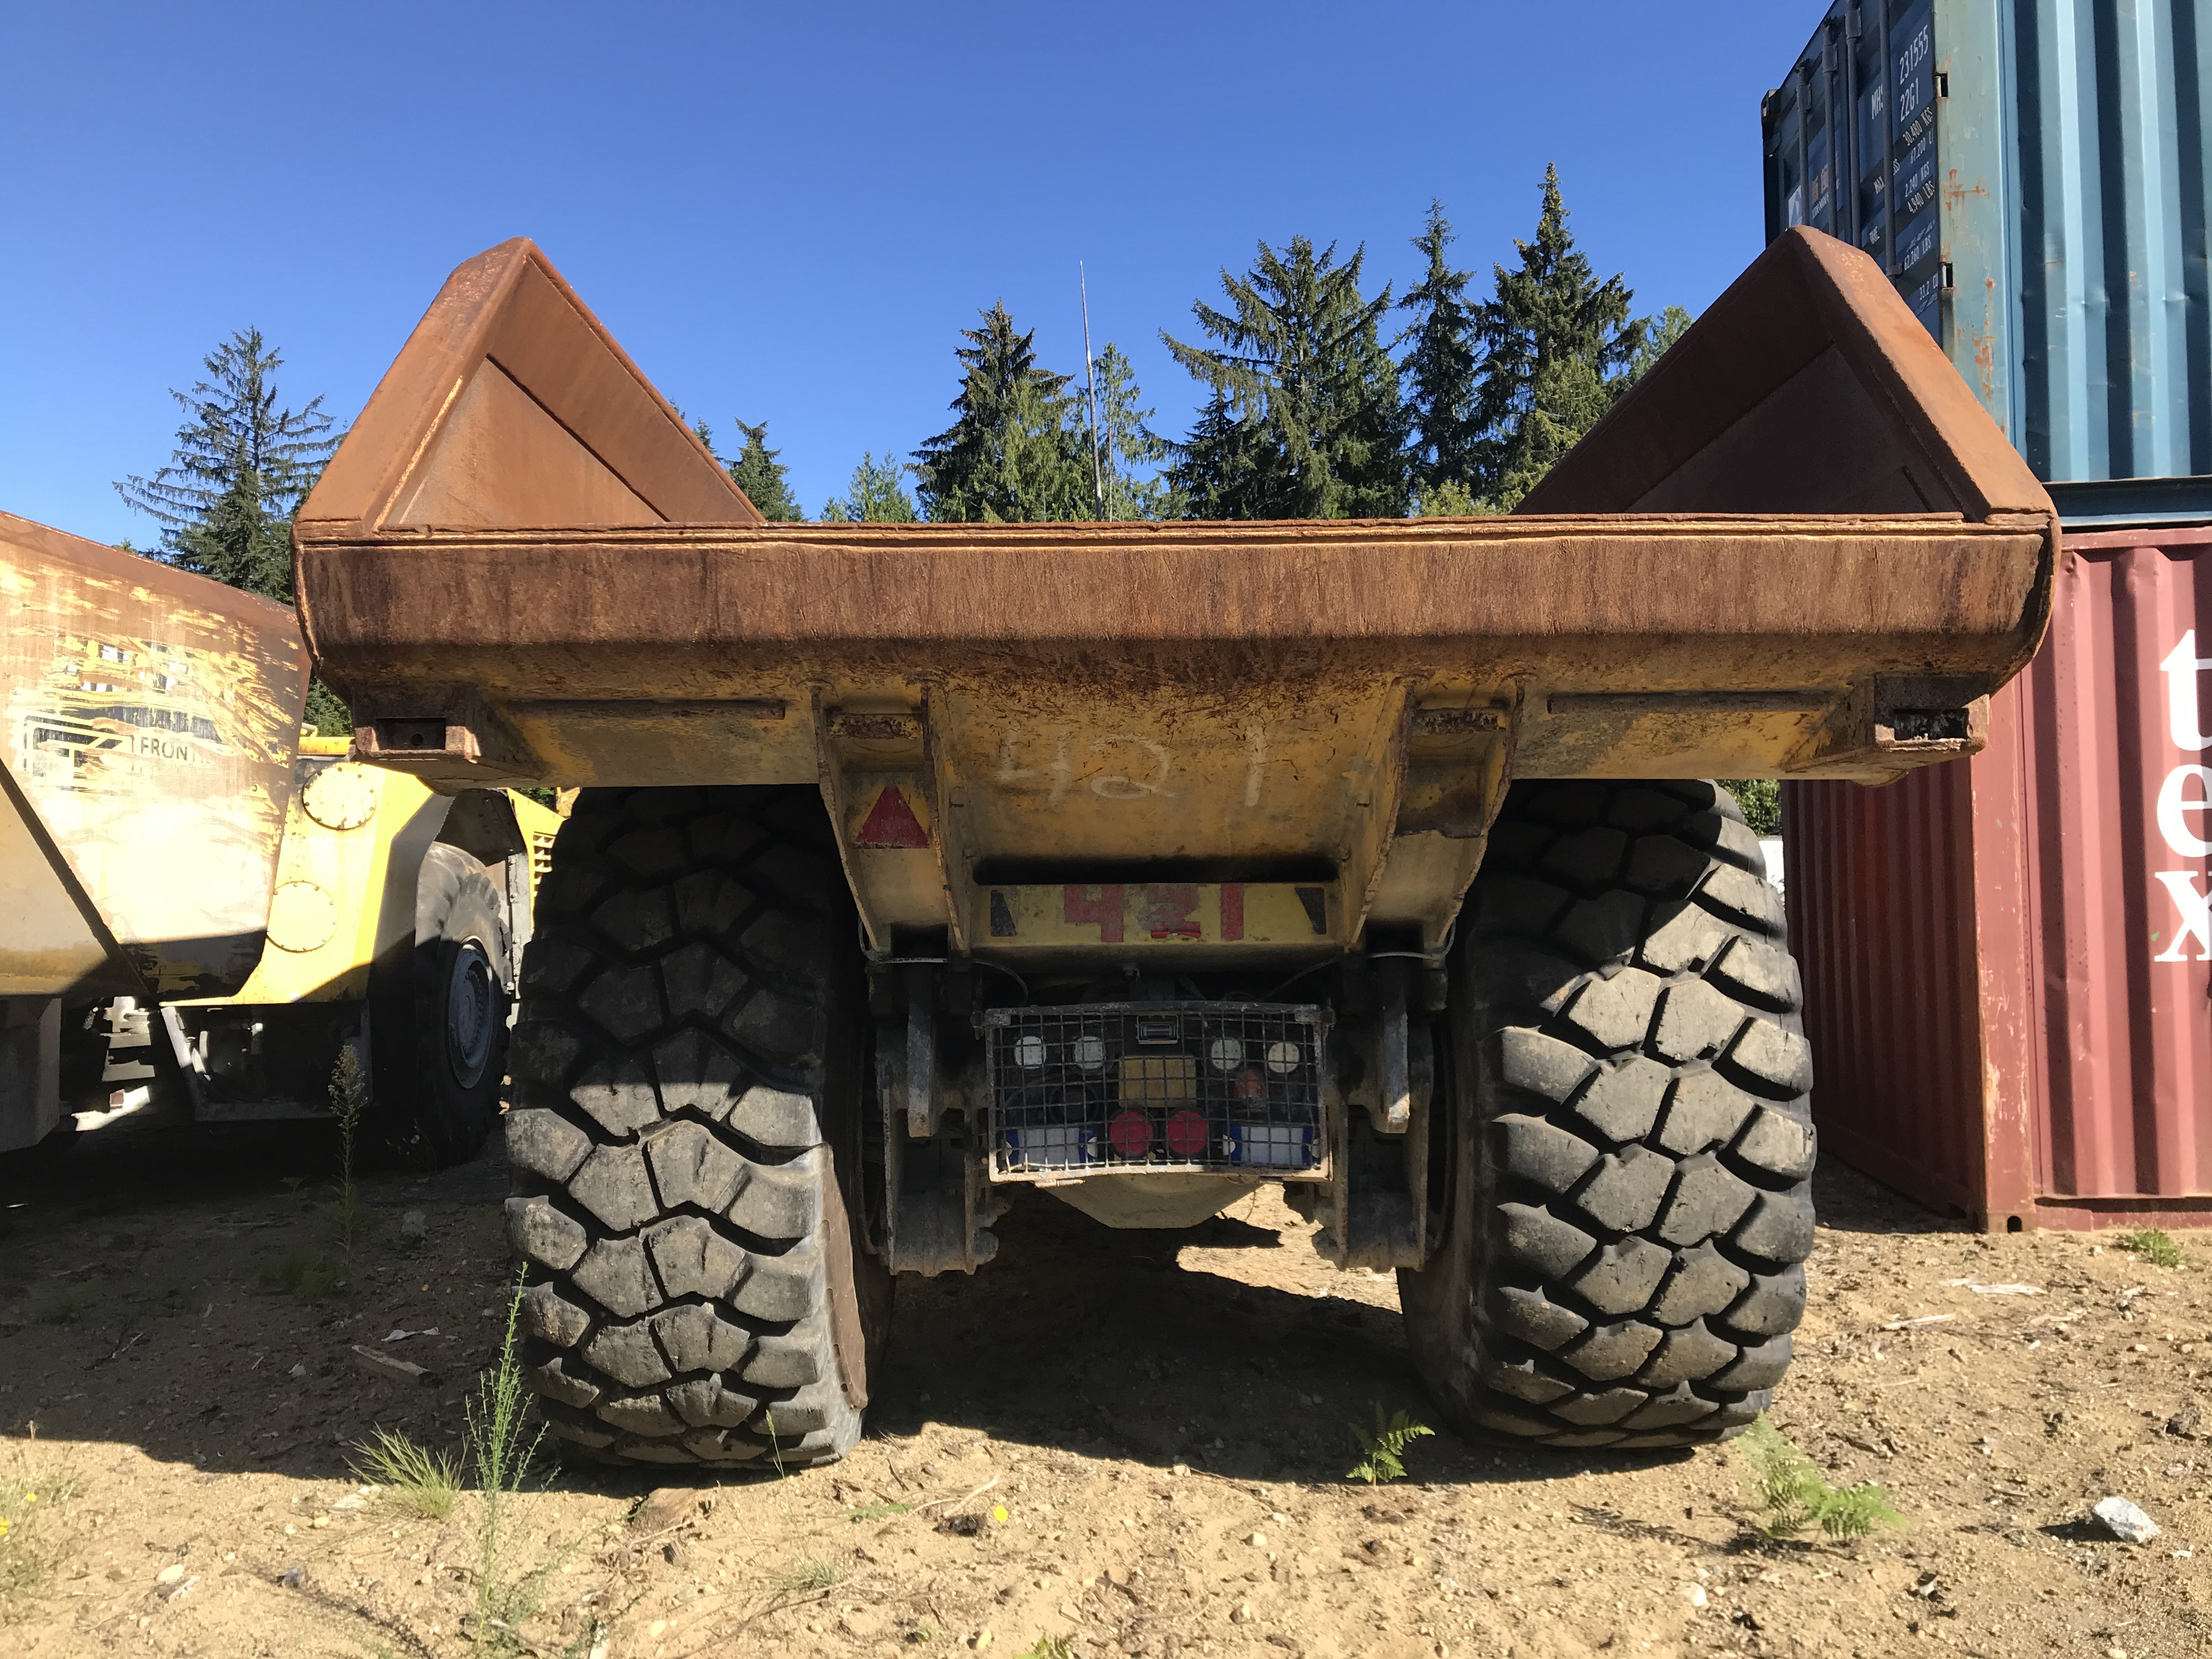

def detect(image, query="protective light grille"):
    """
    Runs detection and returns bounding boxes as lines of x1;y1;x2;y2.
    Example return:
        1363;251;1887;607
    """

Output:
983;1002;1329;1179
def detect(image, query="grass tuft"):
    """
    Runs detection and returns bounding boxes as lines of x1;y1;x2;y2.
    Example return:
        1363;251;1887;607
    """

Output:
1346;1402;1434;1487
776;1558;845;1592
2116;1228;2188;1269
349;1427;460;1520
1740;1412;1904;1541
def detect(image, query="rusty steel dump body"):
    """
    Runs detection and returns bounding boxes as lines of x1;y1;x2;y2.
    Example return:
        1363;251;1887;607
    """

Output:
0;510;310;1000
296;229;2056;974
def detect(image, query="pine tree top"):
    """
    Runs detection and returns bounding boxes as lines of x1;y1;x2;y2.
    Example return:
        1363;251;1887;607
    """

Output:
1163;236;1407;520
114;328;339;600
1469;165;1649;508
820;453;919;523
727;418;802;521
1400;199;1482;498
913;302;1088;522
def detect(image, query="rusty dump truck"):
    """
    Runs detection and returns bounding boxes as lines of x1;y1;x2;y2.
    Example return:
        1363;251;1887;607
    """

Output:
293;227;2056;1468
0;509;558;1163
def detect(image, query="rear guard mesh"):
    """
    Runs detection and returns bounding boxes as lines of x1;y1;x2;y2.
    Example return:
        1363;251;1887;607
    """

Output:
982;1002;1329;1178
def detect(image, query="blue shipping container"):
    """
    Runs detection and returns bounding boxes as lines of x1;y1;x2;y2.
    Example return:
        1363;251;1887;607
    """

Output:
1764;0;2211;503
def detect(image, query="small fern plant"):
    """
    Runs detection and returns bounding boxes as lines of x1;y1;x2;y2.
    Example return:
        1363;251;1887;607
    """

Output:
1347;1403;1435;1487
1739;1413;1903;1541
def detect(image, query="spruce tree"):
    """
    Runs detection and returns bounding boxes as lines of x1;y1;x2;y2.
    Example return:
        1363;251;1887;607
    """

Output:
115;329;339;602
1469;166;1647;508
1090;342;1175;520
1168;386;1255;520
1626;304;1695;386
1163;236;1407;519
727;418;802;521
913;303;1090;522
819;453;920;523
1398;200;1482;508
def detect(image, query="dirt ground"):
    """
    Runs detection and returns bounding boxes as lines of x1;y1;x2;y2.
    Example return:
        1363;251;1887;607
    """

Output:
2;1124;2208;1659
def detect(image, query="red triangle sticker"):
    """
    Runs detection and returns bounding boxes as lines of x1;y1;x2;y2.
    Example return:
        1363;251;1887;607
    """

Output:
855;785;929;849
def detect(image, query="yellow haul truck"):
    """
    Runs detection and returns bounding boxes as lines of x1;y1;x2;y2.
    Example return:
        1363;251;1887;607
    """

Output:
0;508;560;1164
295;230;2058;1466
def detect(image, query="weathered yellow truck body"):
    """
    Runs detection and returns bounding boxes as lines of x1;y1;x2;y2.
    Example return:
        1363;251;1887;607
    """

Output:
0;509;308;1003
292;229;2057;1466
0;510;306;1150
0;510;558;1157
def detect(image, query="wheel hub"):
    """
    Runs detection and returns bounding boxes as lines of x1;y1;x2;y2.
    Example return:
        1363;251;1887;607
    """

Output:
445;941;499;1088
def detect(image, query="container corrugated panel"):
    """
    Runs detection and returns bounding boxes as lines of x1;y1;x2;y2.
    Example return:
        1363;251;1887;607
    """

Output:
1763;0;2211;488
2013;0;2212;483
1782;754;1989;1218
1784;526;2212;1227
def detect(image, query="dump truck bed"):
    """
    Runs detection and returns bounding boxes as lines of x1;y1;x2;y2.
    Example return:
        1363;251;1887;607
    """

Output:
295;229;2056;958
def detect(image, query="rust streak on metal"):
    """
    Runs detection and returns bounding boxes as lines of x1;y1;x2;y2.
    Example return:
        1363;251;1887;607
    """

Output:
291;228;2061;963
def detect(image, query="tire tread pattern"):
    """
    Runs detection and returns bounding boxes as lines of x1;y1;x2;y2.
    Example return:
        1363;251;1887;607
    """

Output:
1404;780;1815;1448
506;786;864;1468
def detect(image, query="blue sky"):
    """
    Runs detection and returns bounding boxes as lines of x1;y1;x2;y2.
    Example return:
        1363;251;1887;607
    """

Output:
1;2;1819;539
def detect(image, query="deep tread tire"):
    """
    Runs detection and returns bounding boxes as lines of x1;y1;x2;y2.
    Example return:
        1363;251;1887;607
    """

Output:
374;842;512;1167
1401;780;1812;1449
506;786;890;1468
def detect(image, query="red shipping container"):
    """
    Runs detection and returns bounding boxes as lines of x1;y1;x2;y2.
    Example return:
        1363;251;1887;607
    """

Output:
1784;525;2212;1231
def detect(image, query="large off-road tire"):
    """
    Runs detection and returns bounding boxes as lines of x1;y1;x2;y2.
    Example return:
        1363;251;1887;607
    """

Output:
1401;780;1815;1449
373;842;512;1167
502;786;891;1468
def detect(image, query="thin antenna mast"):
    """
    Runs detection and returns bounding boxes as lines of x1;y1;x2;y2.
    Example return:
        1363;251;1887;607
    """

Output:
1080;262;1105;518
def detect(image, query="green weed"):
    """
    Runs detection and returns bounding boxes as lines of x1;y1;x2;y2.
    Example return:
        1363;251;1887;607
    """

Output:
2116;1228;2188;1269
1018;1639;1076;1659
325;1046;373;1258
348;1426;460;1520
1739;1412;1904;1541
0;1444;79;1603
466;1266;549;1649
264;1249;343;1299
1346;1403;1434;1486
850;1500;913;1521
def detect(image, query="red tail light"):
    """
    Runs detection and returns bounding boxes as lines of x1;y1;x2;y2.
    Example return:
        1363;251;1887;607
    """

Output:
1108;1109;1153;1159
1165;1108;1210;1159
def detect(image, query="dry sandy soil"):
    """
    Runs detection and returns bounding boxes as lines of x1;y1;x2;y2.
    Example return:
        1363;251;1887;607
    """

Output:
2;1122;2208;1659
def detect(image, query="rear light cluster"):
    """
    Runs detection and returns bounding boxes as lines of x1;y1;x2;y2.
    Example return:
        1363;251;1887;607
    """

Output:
983;1002;1329;1178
